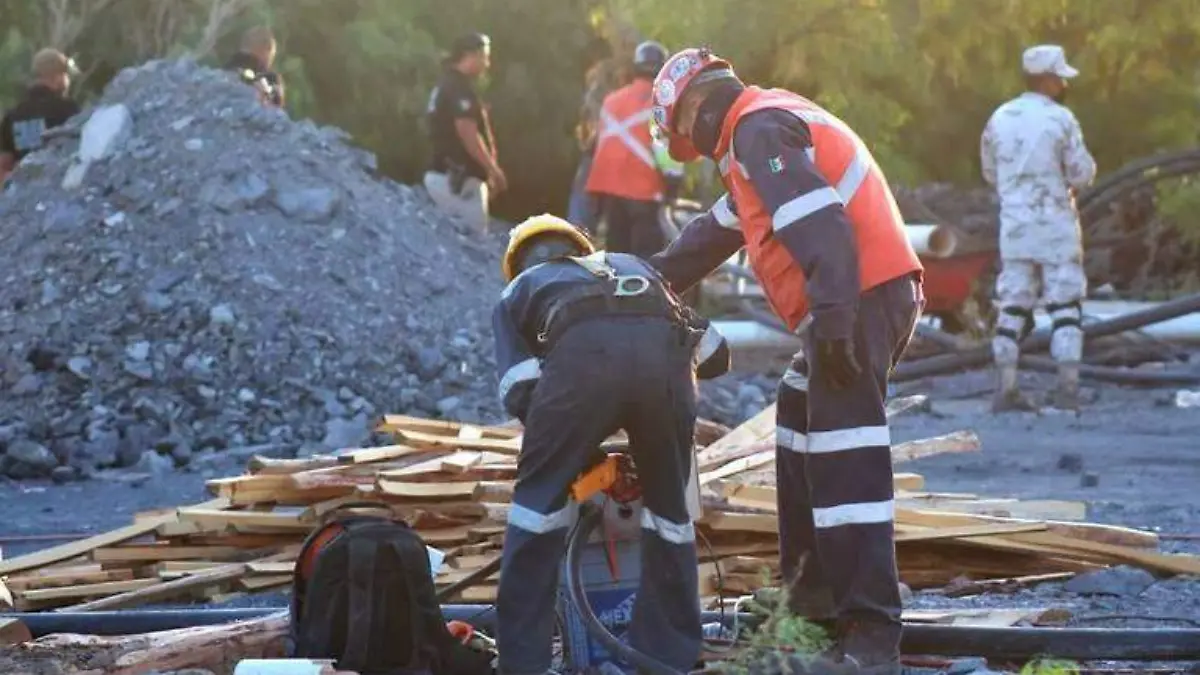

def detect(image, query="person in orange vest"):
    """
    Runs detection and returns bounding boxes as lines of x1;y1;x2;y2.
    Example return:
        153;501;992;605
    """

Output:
586;41;683;258
647;48;925;675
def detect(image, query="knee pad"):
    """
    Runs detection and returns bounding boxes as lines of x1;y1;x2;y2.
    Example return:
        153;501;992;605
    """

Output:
994;305;1034;344
1046;300;1083;362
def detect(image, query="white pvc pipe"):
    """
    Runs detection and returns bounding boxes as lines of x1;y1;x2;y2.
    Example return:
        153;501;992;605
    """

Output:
711;320;800;350
906;223;958;258
234;660;340;675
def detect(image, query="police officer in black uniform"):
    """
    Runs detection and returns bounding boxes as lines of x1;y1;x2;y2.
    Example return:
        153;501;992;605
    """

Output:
1;48;80;183
490;214;730;675
225;26;285;108
423;33;504;233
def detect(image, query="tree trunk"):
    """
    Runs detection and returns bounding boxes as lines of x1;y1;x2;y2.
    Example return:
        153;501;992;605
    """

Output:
0;612;288;675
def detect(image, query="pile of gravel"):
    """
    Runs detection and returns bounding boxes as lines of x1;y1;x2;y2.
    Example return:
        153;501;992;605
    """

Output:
0;59;508;481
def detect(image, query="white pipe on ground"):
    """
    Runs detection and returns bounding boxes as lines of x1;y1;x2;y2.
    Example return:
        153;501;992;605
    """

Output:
906;224;958;258
711;320;800;351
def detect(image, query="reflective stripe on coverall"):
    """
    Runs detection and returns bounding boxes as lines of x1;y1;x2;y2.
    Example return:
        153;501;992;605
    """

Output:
650;88;923;637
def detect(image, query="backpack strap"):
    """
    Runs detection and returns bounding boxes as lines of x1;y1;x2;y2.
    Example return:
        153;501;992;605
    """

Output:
341;535;380;670
388;537;436;671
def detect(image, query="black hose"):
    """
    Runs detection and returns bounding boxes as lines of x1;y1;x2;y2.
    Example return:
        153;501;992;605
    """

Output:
901;624;1200;662
564;504;686;675
894;291;1200;382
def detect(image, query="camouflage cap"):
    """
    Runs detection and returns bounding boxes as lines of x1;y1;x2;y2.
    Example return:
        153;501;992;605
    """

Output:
1022;45;1078;79
32;48;81;78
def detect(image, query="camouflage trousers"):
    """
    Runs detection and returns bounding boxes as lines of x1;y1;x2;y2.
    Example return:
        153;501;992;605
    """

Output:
992;259;1087;366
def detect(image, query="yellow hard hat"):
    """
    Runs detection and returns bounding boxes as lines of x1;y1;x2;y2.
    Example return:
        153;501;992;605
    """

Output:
502;214;595;282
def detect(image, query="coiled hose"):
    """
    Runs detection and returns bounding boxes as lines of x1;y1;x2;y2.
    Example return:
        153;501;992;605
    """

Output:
564;503;688;675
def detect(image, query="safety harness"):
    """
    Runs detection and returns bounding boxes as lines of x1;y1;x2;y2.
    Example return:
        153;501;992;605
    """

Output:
535;252;691;350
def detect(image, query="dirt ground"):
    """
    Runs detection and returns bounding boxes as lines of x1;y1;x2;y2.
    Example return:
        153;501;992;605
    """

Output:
2;367;1198;666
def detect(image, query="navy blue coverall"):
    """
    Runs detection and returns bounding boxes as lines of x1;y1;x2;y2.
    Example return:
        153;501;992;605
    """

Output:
492;251;730;675
650;110;923;643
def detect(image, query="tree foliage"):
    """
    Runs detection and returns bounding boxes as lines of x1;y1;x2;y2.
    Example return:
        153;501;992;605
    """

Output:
2;0;1200;221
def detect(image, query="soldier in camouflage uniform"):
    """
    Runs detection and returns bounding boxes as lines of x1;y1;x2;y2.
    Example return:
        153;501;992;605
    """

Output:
981;45;1097;413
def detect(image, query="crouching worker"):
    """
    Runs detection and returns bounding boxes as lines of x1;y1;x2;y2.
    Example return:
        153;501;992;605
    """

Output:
491;214;730;674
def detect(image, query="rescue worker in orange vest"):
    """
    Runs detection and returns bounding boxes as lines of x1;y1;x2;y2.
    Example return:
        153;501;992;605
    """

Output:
586;41;684;258
648;48;925;675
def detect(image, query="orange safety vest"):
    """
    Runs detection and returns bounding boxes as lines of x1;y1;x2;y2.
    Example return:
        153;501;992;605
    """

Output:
715;87;922;331
585;79;665;202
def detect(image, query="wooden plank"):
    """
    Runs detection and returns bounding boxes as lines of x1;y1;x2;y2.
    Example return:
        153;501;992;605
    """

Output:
891;430;981;463
378;456;455;479
695;404;776;471
248;455;338;475
896;509;1158;549
335;444;436;465
238;575;291;591
0;578;12;610
700;511;778;534
420;526;474;546
176;509;311;532
18;578;159;604
0;507;187;576
92;546;246;564
694;397;930;473
392;430;522;456
62;547;299;612
894;522;1048;543
376;480;479;500
5;567;135;592
61;565;248;611
898;498;1087;522
377;414;520;439
700;430;980;485
473;481;513;503
248;562;295;575
894;473;925;492
441;451;484;473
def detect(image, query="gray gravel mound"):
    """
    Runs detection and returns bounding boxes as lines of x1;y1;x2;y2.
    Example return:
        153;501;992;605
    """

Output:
0;59;507;480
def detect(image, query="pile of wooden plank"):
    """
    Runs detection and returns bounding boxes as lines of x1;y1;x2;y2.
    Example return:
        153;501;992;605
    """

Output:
2;399;1198;614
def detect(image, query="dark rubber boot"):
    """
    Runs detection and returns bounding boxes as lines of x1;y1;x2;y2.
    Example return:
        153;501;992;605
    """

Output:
836;620;902;675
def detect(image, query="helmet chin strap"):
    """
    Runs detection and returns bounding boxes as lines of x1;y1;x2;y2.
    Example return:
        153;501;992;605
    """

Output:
691;79;745;158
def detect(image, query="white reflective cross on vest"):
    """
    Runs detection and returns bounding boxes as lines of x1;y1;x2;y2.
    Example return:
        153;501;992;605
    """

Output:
597;107;656;169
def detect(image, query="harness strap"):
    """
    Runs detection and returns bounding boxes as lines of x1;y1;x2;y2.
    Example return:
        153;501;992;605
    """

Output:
536;253;688;350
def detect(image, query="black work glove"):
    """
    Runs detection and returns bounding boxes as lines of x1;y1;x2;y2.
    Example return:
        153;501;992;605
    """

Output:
815;338;862;390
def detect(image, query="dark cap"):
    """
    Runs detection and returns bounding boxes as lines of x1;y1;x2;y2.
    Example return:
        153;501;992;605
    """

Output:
449;33;490;61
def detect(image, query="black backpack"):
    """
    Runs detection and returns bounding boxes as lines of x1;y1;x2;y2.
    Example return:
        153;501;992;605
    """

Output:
288;504;494;675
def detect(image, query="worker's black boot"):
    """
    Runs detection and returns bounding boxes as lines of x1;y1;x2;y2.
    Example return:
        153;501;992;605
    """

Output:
833;619;902;675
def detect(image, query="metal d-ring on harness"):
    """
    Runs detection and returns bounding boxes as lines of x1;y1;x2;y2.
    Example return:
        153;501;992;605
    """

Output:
534;253;684;349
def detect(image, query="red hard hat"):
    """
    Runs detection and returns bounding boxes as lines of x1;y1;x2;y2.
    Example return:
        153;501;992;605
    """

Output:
652;47;734;163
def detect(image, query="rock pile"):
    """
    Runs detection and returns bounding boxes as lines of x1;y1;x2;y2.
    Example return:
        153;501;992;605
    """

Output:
0;59;508;481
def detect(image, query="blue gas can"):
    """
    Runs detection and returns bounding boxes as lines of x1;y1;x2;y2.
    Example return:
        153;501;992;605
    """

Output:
557;500;644;673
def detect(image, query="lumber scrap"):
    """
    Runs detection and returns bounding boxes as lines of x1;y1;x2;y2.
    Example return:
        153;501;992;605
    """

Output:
699;430;980;485
1;411;1195;615
0;497;224;576
0;612;289;674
